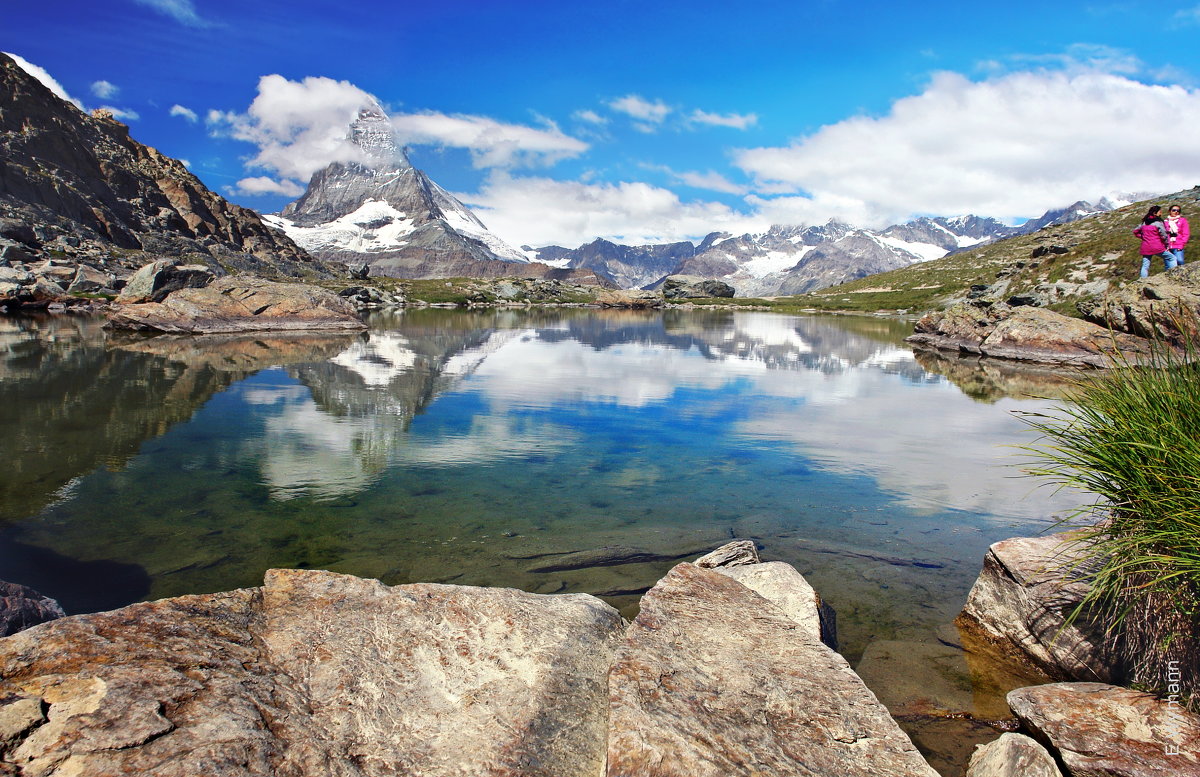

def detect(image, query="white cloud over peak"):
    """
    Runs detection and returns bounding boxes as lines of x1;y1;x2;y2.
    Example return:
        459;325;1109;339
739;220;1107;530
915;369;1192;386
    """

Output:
91;80;118;99
735;69;1200;226
389;112;588;168
231;176;306;198
688;109;758;129
5;52;83;109
169;103;198;122
462;172;759;248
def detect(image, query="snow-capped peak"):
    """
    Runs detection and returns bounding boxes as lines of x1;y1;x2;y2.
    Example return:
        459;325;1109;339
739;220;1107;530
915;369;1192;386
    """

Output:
350;103;411;170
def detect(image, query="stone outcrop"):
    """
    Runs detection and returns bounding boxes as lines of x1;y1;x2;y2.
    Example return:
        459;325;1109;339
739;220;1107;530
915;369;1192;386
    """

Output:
661;274;735;299
907;303;1157;368
0;569;625;776
956;533;1115;683
966;733;1063;777
0;581;64;637
0;53;344;290
1079;263;1200;344
595;289;663;309
1008;683;1200;776
105;276;367;334
116;260;217;304
606;562;936;777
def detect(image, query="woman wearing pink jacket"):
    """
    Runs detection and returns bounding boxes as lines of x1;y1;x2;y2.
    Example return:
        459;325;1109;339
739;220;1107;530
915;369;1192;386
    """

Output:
1134;205;1176;278
1165;204;1189;267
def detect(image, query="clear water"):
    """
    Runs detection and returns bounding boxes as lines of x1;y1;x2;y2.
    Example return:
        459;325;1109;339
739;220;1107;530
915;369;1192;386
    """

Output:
0;308;1088;773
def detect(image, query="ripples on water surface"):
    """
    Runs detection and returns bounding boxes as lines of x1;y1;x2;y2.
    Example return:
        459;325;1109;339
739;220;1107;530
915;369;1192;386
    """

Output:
1;308;1090;773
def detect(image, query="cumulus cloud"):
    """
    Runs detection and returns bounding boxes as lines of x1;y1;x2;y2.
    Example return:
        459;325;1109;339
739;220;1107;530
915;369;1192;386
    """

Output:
390;112;588;168
91;80;118;99
735;69;1200;226
462;172;759;248
644;164;748;196
207;74;378;183
98;105;139;121
231;176;306;198
5;52;83;109
573;109;607;125
170;103;198;122
607;94;672;129
133;0;211;27
688;109;758;129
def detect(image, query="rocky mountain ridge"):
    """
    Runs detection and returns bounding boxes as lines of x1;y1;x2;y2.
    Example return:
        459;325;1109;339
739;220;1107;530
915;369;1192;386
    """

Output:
530;199;1134;296
0;53;340;288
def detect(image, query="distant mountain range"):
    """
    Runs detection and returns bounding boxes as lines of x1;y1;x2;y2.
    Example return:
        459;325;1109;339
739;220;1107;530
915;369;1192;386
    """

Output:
528;198;1144;296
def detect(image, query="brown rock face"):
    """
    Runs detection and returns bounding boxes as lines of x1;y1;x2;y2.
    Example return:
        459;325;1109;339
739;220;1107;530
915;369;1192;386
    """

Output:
0;569;625;777
606;563;937;777
908;303;1156;368
956;534;1116;684
966;733;1063;777
1008;683;1200;777
105;276;367;334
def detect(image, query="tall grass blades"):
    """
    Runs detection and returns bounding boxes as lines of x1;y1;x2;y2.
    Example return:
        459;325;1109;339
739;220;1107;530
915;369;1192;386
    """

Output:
1018;330;1200;708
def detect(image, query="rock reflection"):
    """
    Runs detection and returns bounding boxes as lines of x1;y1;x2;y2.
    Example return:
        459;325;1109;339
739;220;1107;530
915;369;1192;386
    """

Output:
912;349;1082;402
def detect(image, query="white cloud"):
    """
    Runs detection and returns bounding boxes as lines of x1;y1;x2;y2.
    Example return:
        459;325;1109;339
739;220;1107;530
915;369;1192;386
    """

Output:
1173;5;1200;23
91;80;118;99
645;164;748;196
207;74;378;181
231;176;306;198
734;69;1200;226
607;94;672;125
688;109;758;129
390;112;588;168
573;109;607;125
5;52;83;109
98;105;139;121
170;103;198;122
133;0;210;27
461;172;759;248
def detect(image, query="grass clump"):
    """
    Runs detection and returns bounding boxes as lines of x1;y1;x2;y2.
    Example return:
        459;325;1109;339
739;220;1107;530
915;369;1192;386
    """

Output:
1019;335;1200;706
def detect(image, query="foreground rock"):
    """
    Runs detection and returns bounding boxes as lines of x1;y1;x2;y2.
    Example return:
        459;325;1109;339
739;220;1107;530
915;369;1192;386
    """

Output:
595;289;663;309
966;732;1062;777
1080;263;1200;344
606;562;936;777
0;569;624;776
0;581;64;637
956;533;1115;683
1008;683;1200;776
116;260;216;304
907;303;1157;368
105;276;367;334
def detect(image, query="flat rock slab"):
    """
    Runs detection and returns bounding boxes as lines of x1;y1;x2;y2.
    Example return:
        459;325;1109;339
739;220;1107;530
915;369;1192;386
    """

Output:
106;276;367;334
606;562;937;777
957;533;1113;683
966;733;1063;777
1008;682;1200;777
716;560;835;647
0;569;624;777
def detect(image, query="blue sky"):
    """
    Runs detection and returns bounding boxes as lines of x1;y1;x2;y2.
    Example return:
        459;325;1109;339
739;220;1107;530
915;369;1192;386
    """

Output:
6;1;1200;248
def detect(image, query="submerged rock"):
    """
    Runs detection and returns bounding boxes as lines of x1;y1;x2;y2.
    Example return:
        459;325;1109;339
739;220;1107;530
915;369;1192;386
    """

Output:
606;562;936;777
105;276;367;334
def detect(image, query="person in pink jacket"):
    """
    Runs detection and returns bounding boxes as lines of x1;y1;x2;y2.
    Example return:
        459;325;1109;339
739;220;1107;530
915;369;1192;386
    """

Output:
1164;204;1190;267
1134;205;1175;278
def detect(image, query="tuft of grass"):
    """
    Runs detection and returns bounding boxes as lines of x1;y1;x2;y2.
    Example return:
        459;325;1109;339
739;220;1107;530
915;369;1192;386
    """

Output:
1018;333;1200;706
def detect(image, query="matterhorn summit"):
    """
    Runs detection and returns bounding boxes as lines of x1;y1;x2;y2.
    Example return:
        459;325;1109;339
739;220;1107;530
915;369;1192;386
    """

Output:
264;103;530;278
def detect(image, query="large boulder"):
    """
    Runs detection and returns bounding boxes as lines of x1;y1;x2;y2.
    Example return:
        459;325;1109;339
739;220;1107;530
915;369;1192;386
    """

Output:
116;259;216;303
1080;263;1200;344
956;533;1115;683
595;289;663;309
908;303;1156;368
1008;683;1200;776
605;562;937;777
0;580;64;637
966;733;1063;777
661;274;736;299
106;276;367;334
0;569;625;776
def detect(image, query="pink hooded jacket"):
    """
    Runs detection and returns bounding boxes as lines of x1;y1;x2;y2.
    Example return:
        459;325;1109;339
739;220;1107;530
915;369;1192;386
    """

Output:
1165;215;1190;249
1135;221;1170;255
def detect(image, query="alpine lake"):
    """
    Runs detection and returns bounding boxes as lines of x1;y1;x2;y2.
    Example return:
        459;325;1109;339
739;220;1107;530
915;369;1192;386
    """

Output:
1;306;1091;775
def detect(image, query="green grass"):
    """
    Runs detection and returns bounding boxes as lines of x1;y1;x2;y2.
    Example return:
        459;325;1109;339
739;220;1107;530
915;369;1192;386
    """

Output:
1018;334;1200;706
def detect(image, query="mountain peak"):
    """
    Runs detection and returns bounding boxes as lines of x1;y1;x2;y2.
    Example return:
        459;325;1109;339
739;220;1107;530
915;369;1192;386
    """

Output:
349;103;410;170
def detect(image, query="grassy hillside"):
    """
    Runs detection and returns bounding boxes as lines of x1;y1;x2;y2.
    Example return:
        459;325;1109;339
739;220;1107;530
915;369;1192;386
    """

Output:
774;186;1200;317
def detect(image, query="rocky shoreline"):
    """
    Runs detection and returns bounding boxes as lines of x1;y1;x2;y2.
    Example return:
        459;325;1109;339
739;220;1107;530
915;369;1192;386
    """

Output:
2;539;1194;776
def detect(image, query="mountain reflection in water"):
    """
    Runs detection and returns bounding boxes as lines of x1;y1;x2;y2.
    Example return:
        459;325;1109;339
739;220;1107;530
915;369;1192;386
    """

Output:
2;308;1088;772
